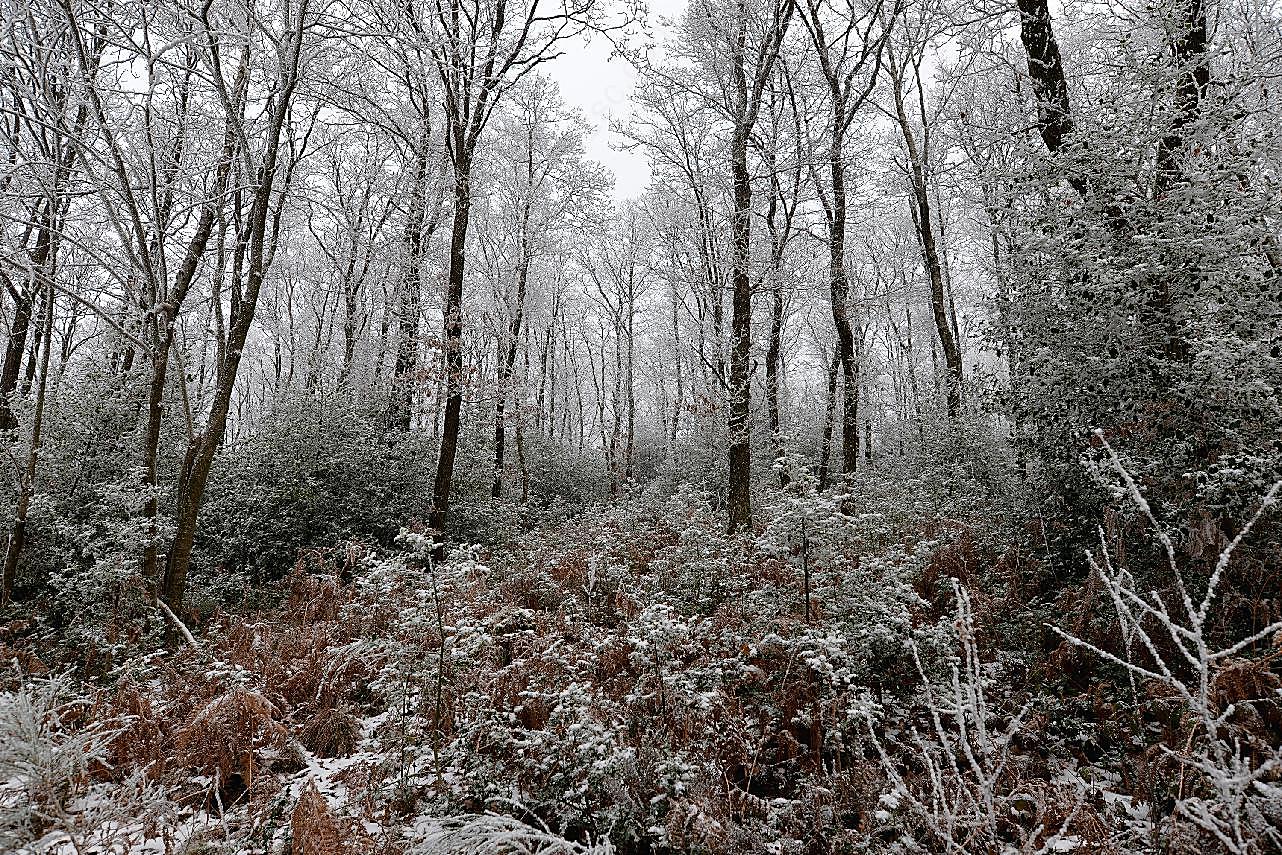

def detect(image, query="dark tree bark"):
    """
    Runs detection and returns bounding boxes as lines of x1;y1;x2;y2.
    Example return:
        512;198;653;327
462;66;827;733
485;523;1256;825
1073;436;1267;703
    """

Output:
755;70;805;488
1015;0;1074;157
723;0;796;533
535;295;557;437
0;264;38;433
727;130;755;530
670;284;683;449
765;269;786;485
1016;0;1208;364
0;13;94;433
1152;0;1209;363
624;284;635;485
19;288;44;399
827;142;863;460
1;268;55;606
1155;0;1209;191
418;0;608;552
428;156;472;544
2;184;76;433
59;7;226;592
817;350;840;491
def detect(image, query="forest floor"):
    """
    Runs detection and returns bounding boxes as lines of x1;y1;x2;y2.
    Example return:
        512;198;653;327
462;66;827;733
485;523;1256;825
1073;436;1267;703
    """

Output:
2;464;1280;854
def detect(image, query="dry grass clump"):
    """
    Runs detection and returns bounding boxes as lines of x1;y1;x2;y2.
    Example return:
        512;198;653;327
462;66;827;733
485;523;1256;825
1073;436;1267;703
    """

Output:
216;600;378;719
299;705;362;758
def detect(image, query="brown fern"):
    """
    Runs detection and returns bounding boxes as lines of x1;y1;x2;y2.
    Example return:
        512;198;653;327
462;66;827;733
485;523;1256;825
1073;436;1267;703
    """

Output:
92;680;167;779
174;685;287;798
291;779;345;855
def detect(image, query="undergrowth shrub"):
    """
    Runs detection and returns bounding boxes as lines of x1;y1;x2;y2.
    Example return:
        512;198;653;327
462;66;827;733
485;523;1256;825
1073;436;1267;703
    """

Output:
0;671;175;852
197;395;438;588
174;685;291;804
349;488;961;853
2;434;1269;855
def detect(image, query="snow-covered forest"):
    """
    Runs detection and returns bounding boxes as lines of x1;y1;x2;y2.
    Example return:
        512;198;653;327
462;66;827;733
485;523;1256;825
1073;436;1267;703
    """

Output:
1;0;1280;851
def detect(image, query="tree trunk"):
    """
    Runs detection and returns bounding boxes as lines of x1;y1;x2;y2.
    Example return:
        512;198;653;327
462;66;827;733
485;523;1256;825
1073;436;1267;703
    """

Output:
670;284;683;449
536;314;553;437
140;327;173;587
624;281;635;485
493;205;530;498
140;142;233;590
517;339;530;504
20;287;46;397
1151;0;1208;363
827;129;861;472
905;304;922;434
0;210;55;432
0;292;34;432
390;145;430;432
723;0;794;530
1;273;54;605
1155;0;1209;190
761;154;791;487
892;78;963;416
766;274;786;486
1015;0;1075;157
608;322;622;496
428;160;472;549
726;125;754;532
160;8;305;610
817;350;840;491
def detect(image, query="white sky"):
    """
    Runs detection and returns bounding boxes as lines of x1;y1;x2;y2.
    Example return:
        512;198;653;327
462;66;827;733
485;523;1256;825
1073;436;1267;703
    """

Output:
548;0;687;199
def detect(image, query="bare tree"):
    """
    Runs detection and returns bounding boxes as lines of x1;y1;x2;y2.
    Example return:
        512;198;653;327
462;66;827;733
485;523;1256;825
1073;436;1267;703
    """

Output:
800;0;893;467
416;0;627;550
753;61;806;487
492;79;602;498
161;0;316;610
886;12;962;416
661;0;796;530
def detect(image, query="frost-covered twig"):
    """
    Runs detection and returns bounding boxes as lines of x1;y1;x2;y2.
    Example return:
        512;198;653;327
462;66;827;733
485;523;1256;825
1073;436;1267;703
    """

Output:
865;580;1058;854
1058;439;1282;854
0;672;160;852
417;805;615;854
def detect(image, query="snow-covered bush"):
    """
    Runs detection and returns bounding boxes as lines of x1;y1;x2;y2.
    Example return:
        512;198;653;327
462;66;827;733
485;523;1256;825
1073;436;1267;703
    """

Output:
347;489;963;853
0;672;98;848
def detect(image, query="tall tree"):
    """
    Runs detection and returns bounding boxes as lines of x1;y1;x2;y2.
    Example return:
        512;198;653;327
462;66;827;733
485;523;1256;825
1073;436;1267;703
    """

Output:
161;0;316;610
800;0;893;463
886;12;962;416
664;0;796;530
417;0;625;549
